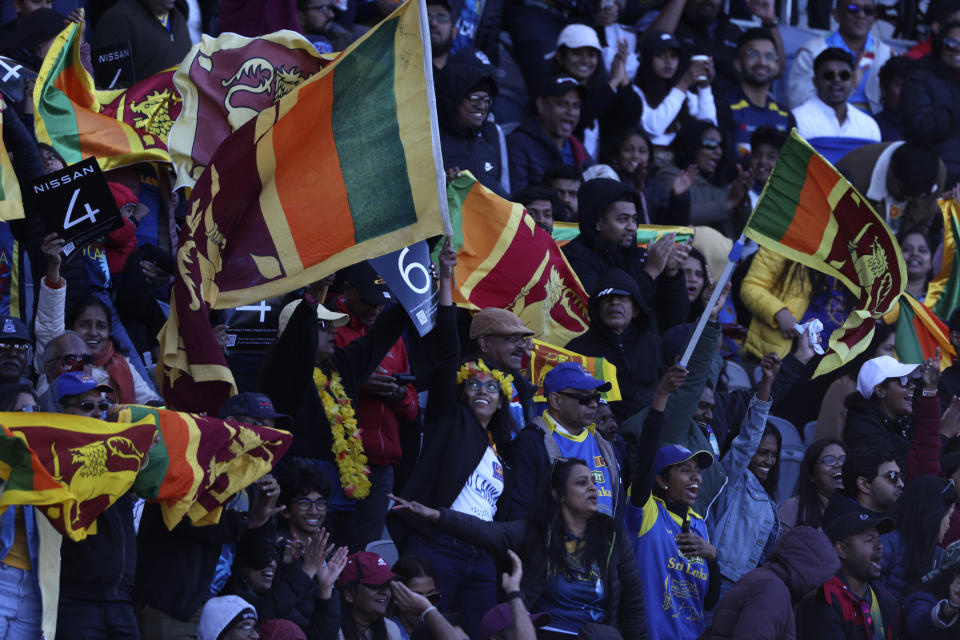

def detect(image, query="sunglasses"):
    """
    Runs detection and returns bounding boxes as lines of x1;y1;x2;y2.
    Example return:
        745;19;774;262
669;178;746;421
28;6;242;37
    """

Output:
699;138;721;150
556;390;601;405
466;94;493;108
316;319;336;332
49;353;93;366
464;378;501;394
819;454;846;466
422;590;442;605
63;400;111;413
843;3;876;16
945;37;960;52
490;334;532;347
880;470;903;484
0;341;28;353
820;70;852;82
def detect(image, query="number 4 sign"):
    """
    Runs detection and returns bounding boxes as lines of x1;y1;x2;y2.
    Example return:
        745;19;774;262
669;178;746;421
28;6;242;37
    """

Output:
26;157;124;259
368;241;438;337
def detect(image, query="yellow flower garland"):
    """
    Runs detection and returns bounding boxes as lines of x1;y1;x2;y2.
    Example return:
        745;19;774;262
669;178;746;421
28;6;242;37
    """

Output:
456;359;514;400
313;368;371;500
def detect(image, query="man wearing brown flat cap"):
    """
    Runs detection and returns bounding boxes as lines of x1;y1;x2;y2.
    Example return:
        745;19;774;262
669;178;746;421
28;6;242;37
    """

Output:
469;307;537;432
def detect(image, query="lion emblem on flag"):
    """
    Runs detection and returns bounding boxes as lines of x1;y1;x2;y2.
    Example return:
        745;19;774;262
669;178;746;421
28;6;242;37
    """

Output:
129;89;183;139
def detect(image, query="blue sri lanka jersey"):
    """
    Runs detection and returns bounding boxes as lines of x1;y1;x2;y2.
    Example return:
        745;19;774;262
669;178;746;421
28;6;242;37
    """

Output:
723;87;791;161
543;413;615;516
627;495;710;640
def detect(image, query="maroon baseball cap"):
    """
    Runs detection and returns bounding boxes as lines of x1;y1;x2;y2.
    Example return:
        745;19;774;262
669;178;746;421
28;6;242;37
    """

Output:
480;602;551;638
337;551;398;588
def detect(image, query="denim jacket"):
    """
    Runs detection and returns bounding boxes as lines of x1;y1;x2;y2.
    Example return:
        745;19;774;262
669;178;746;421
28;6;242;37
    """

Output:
0;506;41;595
710;396;780;583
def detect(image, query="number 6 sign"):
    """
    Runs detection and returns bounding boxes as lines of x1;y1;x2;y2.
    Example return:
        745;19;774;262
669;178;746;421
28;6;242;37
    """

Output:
369;241;438;337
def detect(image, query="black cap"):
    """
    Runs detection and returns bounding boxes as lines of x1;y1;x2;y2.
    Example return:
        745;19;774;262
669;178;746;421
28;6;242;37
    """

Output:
0;316;29;342
639;30;681;56
537;75;584;99
3;9;67;53
343;262;392;306
219;392;290;427
821;494;895;543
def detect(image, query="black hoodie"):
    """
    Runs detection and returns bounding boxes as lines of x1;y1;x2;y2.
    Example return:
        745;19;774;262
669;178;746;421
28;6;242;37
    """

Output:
435;62;505;196
561;178;689;334
566;268;660;422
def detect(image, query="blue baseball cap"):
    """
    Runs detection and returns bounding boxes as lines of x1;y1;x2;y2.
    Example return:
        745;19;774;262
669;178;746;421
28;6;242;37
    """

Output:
219;392;290;427
56;371;113;401
653;444;714;477
543;362;612;396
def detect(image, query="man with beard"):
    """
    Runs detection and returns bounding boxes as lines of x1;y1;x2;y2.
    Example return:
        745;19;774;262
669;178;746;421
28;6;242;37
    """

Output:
788;0;893;114
792;47;880;143
428;0;454;69
0;316;30;385
507;76;590;191
839;447;904;515
797;505;899;639
718;29;793;163
647;0;784;92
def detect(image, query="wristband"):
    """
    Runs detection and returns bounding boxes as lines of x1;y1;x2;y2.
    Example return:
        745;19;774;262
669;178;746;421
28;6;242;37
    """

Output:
505;590;524;601
420;606;438;621
923;388;939;397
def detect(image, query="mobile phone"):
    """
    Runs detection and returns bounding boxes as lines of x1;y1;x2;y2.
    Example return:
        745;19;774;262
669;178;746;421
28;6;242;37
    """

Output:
393;373;416;385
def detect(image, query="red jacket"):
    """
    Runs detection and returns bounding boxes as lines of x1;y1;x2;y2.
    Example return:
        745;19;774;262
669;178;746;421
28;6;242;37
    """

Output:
333;296;418;466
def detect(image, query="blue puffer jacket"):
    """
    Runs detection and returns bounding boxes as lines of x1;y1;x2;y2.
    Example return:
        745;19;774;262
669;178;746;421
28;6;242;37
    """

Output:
709;395;779;583
881;530;944;602
903;590;960;639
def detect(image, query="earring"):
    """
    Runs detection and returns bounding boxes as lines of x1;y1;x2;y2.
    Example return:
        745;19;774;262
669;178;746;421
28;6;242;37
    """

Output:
662;485;669;490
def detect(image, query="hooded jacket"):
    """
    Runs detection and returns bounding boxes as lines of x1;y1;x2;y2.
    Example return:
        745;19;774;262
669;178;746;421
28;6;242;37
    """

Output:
901;56;960;185
562;178;689;334
566;268;660;421
507;116;591;192
843;392;912;470
700;525;840;640
435;62;505;196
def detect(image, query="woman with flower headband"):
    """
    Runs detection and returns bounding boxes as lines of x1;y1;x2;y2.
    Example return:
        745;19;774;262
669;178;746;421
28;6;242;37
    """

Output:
386;240;518;640
259;268;411;550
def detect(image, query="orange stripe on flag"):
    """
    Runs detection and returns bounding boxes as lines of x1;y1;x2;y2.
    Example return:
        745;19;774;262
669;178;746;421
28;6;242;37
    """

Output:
75;109;131;159
273;80;355;266
780;158;839;255
53;65;95;110
457;186;518;275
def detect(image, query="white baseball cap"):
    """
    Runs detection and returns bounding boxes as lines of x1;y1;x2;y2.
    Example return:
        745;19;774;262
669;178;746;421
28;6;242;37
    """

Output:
856;355;920;399
545;24;602;59
278;299;348;337
197;595;257;640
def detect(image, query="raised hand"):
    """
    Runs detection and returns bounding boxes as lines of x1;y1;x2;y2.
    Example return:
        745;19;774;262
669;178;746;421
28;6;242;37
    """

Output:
921;348;942;392
249;473;285;528
672;164;699;196
643;233;675;280
317;544;349;599
41;232;63;284
390;580;434;615
388;493;441;522
301;527;334;578
501;549;523;593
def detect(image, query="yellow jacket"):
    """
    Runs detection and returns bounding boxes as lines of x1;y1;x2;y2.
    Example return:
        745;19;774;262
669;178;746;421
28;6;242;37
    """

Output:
741;247;812;358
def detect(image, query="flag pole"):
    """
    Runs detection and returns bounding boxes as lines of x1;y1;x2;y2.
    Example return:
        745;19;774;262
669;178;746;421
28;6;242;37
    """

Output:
679;234;746;368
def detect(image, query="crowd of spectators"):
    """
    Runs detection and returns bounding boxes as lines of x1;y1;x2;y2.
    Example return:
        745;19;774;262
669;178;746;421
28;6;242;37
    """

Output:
4;0;960;639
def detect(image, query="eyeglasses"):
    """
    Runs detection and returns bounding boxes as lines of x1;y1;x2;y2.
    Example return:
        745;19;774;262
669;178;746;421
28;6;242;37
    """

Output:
556;390;601;405
316;319;336;332
819;454;846;467
420;590;442;605
742;50;778;63
880;470;903;484
820;70;852;82
49;353;92;366
293;498;328;512
843;3;876;16
306;3;335;12
699;138;721;150
427;12;451;23
945;37;960;52
464;378;500;394
0;341;28;353
466;94;493;109
18;405;36;413
62;400;111;413
489;334;532;347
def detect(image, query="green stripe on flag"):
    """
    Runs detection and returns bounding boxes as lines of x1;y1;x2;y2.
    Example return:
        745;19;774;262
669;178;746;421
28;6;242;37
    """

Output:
746;132;815;242
894;299;924;365
932;211;960;319
332;17;416;243
37;23;84;164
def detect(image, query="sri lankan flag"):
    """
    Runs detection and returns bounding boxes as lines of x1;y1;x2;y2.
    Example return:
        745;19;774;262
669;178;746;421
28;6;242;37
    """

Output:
158;0;448;414
887;294;955;366
447;172;589;346
745;130;906;376
33;15;183;170
926;198;960;320
551;222;693;248
169;30;336;189
0;103;23;222
0;412;157;541
118;406;291;530
529;339;621;403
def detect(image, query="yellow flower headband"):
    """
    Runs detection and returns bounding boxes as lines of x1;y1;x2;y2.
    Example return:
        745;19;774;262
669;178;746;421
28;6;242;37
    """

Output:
456;359;514;400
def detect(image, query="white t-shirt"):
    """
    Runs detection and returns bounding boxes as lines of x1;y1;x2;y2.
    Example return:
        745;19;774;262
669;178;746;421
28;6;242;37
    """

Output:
450;446;504;521
792;97;881;142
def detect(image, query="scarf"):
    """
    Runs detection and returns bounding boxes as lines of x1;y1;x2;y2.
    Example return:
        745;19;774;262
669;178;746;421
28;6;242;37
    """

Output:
93;341;135;404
